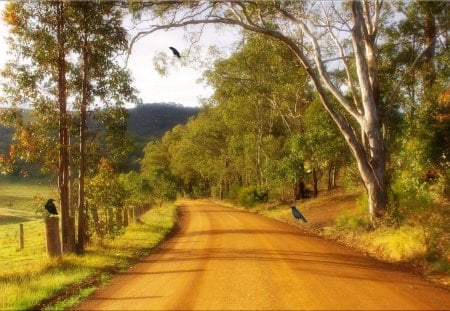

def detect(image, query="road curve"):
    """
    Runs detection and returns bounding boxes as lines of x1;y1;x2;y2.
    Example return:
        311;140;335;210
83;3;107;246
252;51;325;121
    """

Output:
74;200;450;310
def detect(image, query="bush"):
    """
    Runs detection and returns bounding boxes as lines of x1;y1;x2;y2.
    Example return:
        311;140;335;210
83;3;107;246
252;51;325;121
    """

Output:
365;226;426;261
228;182;241;202
335;193;370;229
237;186;268;207
341;164;361;191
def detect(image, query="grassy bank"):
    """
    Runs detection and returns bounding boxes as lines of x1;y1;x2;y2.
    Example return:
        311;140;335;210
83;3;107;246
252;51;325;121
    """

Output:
0;202;178;310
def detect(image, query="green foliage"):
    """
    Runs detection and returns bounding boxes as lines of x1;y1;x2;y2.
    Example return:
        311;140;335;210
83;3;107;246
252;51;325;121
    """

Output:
237;186;268;208
363;226;426;261
335;194;370;230
228;182;241;202
340;163;362;191
86;159;127;239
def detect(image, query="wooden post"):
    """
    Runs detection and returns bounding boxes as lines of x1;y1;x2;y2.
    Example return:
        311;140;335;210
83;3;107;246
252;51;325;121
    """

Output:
45;217;62;258
18;224;24;249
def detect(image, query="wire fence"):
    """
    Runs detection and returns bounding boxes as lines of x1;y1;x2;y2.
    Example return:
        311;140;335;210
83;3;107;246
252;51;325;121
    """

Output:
0;220;47;274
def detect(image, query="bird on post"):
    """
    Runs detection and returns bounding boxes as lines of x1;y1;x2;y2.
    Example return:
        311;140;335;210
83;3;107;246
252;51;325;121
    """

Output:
169;46;181;58
45;199;58;216
291;206;307;222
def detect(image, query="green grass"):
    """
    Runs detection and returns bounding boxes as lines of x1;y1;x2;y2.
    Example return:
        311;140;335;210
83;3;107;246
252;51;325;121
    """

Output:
0;176;54;274
362;225;426;261
0;220;47;274
0;202;179;310
0;175;55;220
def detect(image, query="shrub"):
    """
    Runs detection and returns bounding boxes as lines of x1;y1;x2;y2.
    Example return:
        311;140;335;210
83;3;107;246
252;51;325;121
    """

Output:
335;193;370;229
238;186;268;207
365;226;426;261
228;182;241;202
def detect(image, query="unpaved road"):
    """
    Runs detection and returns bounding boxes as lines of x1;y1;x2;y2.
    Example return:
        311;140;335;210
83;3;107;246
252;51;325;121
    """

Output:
74;200;450;310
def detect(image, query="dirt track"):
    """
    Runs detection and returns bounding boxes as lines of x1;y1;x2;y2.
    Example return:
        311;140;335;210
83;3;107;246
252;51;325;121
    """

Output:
74;200;450;310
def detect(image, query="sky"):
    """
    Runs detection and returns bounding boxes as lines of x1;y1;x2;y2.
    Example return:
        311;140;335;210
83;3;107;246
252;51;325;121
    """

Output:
0;3;240;108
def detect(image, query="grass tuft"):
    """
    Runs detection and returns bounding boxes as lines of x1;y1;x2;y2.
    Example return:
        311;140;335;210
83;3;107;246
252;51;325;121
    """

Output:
362;226;426;261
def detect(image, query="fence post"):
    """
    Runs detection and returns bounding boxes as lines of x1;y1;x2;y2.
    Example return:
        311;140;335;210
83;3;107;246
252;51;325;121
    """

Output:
45;217;62;258
18;223;24;249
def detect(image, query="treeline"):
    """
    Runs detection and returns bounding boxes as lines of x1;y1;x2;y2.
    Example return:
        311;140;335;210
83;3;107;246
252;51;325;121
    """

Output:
138;2;449;259
0;103;200;167
0;104;200;177
126;103;201;169
141;35;351;205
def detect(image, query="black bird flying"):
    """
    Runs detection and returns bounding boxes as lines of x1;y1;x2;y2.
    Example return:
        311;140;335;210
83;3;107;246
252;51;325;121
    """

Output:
290;206;307;222
169;46;181;58
45;199;58;215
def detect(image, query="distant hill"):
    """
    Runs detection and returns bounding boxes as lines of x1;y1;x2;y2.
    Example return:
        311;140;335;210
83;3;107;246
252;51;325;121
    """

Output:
0;103;201;164
128;103;201;141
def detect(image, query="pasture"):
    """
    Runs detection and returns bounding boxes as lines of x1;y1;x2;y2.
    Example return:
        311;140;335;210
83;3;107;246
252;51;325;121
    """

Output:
0;174;178;310
0;176;55;273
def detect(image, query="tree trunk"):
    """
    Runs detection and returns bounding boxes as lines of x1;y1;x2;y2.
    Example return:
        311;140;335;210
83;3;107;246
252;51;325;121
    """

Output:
77;15;89;253
123;207;128;227
90;205;100;235
56;1;75;254
422;3;436;91
312;167;318;198
351;2;387;220
332;164;337;188
116;208;123;230
327;164;333;191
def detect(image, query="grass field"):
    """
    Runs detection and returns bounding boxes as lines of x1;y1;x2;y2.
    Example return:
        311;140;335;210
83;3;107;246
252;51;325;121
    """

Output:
0;175;55;215
0;176;54;273
0;176;179;310
0;202;178;310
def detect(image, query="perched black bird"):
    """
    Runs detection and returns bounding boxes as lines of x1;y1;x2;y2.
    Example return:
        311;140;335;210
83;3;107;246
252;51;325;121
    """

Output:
290;206;307;222
169;46;181;58
45;199;58;215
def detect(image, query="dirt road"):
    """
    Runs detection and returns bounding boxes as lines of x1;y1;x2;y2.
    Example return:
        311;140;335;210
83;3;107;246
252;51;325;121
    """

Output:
74;200;450;310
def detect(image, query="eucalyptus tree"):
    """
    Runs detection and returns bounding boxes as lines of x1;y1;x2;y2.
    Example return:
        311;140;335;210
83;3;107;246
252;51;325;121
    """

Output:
141;128;183;203
1;1;74;252
1;1;136;252
130;1;442;221
69;1;137;251
203;33;311;192
382;2;449;183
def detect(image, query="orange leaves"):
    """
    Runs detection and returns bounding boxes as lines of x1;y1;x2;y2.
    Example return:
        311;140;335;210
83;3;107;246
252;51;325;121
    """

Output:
8;144;15;158
438;88;450;108
3;3;19;26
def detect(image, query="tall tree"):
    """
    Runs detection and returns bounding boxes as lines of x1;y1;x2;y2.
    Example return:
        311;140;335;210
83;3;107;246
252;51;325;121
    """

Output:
1;1;75;252
68;1;136;252
1;1;137;252
131;1;441;220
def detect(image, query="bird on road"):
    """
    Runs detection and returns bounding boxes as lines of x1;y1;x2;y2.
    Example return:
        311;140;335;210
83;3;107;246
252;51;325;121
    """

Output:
291;206;307;222
169;46;181;58
45;199;58;215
